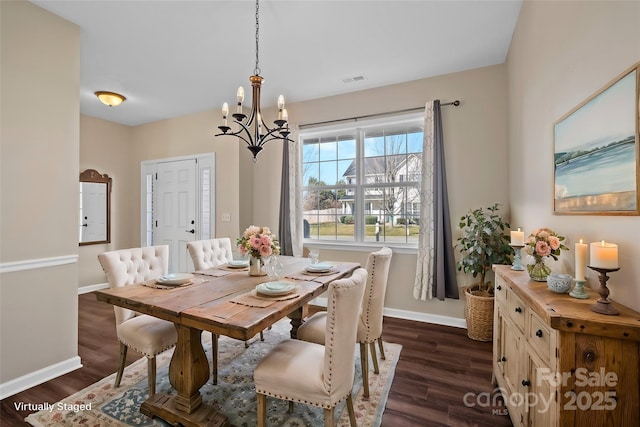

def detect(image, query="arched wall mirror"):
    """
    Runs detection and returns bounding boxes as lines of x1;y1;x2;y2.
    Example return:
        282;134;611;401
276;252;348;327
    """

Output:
79;169;112;246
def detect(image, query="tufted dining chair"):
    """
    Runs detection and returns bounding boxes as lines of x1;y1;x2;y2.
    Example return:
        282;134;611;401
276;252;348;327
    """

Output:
297;246;392;398
254;268;367;427
186;237;262;385
97;245;176;397
186;237;233;271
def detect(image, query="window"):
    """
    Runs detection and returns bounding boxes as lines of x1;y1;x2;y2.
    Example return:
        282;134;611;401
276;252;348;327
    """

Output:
300;113;424;246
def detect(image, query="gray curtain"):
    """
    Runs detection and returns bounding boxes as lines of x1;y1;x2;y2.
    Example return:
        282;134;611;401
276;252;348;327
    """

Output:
414;100;458;301
432;100;458;300
278;125;302;257
278;139;293;255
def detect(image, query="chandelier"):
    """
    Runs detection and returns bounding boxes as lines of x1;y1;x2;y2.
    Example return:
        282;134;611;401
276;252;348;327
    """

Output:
215;0;291;162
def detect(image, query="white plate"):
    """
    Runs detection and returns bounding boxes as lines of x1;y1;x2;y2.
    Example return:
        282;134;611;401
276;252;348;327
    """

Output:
157;273;193;285
305;263;332;273
256;281;296;296
227;260;249;268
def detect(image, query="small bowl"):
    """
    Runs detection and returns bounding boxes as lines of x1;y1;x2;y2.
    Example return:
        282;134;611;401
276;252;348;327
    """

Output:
547;273;572;293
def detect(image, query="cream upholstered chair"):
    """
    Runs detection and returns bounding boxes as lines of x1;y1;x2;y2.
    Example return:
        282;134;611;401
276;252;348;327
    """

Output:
297;247;392;398
254;268;367;427
186;237;233;271
186;237;262;385
97;245;177;396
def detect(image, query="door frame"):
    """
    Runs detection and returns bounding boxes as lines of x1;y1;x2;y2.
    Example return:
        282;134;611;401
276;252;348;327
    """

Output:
140;152;216;251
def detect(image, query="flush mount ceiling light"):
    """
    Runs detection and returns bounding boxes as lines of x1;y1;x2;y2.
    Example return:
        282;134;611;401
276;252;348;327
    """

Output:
215;0;292;162
95;91;126;107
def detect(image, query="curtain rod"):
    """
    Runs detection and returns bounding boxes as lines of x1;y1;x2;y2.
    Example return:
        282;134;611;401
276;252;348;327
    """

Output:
299;100;460;129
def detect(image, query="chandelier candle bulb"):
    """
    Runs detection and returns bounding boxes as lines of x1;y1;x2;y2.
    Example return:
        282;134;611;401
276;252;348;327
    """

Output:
575;239;587;281
222;103;229;126
590;241;619;269
510;228;524;246
236;87;244;113
277;95;284;109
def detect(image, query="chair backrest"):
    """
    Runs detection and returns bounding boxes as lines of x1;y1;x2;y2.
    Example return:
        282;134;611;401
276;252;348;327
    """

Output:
98;245;169;325
323;268;367;401
358;247;393;343
186;238;233;270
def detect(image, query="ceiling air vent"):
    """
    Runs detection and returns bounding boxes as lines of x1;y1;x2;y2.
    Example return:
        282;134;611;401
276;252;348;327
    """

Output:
342;75;367;84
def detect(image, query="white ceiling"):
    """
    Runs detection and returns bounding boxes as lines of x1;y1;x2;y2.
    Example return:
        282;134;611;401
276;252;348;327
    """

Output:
31;0;522;127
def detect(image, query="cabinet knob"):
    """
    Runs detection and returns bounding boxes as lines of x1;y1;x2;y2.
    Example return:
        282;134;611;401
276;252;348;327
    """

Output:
522;379;531;387
497;285;502;291
500;356;507;362
515;307;522;313
536;329;543;338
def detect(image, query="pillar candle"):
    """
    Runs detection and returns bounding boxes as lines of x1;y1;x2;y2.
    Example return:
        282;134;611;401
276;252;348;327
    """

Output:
590;241;619;269
575;239;587;281
510;228;524;246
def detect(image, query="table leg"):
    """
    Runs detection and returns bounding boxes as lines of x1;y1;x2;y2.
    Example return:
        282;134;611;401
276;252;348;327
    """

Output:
141;325;229;426
169;325;210;413
288;306;304;339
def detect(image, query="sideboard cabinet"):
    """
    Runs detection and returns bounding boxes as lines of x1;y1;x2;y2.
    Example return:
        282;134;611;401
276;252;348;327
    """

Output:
492;265;639;427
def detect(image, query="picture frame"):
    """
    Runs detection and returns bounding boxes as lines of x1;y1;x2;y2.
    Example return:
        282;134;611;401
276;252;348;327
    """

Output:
553;63;640;215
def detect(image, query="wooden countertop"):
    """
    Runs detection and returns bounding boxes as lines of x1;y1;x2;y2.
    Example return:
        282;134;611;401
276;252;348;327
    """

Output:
493;265;640;341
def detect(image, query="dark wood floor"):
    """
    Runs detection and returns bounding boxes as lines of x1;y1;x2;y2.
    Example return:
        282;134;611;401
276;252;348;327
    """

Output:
1;293;512;426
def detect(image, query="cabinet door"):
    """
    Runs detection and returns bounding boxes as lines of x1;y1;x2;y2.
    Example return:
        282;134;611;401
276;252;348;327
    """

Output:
525;351;557;427
501;316;525;425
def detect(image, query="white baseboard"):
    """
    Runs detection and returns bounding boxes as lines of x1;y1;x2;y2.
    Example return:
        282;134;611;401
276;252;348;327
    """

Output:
383;307;467;329
309;297;466;329
0;356;83;400
78;283;109;294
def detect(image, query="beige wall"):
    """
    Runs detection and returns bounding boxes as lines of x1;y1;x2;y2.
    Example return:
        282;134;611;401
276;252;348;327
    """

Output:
0;0;80;383
79;115;135;285
507;0;640;312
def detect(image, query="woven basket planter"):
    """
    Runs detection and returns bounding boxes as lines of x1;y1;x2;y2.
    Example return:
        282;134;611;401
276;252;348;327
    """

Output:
464;285;494;341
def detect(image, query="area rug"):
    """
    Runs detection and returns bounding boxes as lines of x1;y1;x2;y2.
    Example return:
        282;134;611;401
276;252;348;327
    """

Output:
26;319;401;427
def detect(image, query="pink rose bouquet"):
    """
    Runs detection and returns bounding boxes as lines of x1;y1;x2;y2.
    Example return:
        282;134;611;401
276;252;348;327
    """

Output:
525;227;567;261
237;225;280;259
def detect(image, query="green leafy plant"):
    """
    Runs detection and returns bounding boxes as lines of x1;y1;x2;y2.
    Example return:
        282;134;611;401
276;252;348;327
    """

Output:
456;203;513;295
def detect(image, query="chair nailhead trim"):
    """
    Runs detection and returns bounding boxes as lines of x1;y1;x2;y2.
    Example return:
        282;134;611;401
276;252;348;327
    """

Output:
255;389;352;410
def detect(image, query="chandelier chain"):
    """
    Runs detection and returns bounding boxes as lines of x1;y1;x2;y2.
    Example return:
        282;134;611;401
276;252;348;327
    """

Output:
254;0;260;76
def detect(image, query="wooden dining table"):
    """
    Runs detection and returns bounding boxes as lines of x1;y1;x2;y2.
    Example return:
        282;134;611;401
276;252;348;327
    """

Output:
94;256;359;427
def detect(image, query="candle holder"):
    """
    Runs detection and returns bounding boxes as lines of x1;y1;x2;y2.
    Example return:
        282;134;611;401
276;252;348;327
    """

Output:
510;245;524;271
569;279;589;299
587;266;620;315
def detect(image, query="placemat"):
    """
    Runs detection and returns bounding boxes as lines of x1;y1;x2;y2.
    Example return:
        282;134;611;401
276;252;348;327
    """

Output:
195;268;236;277
230;288;301;307
285;263;355;283
142;277;205;289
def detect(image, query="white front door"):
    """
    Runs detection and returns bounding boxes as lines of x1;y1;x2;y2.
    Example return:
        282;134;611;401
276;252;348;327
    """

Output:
154;159;197;273
141;153;216;273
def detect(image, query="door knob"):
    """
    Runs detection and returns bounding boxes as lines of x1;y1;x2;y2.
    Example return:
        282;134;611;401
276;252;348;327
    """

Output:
186;229;195;234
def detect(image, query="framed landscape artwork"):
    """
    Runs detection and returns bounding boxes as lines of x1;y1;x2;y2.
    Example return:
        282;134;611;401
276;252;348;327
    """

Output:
553;63;640;215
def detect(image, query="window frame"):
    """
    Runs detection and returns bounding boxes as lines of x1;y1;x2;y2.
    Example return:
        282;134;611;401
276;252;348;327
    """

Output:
299;112;424;251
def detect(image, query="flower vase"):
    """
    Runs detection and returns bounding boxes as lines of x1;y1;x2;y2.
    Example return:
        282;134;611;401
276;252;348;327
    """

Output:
527;257;551;282
248;256;263;276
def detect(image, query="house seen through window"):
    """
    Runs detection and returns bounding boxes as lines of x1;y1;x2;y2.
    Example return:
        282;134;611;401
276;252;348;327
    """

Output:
301;114;424;245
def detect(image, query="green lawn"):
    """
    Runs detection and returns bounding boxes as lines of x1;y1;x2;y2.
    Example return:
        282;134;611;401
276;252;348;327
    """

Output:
309;222;419;238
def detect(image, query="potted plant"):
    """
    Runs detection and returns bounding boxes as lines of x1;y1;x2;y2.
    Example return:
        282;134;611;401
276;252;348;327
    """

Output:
456;203;513;341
